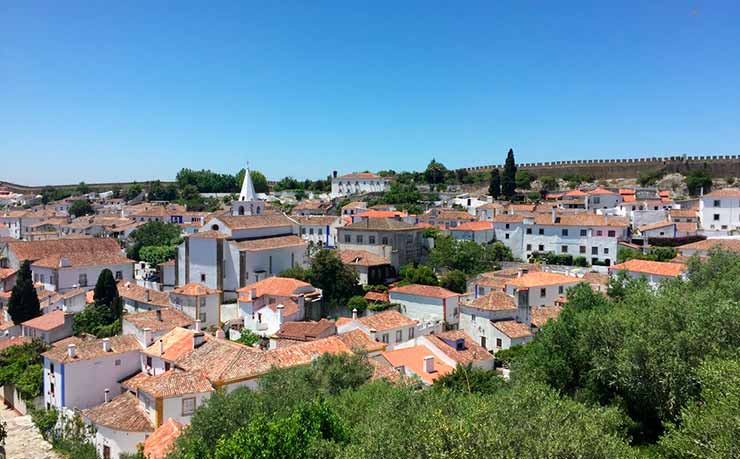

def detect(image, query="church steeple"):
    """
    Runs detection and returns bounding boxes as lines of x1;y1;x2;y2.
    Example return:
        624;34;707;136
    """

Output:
239;165;257;202
231;164;264;216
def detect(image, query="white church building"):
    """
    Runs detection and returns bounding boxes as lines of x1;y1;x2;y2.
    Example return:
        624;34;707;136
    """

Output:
175;166;309;301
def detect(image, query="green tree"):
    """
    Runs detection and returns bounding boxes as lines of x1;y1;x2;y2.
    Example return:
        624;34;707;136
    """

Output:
347;296;369;314
433;364;506;395
76;181;91;195
424;159;448;184
235;169;269;193
279;265;311;282
74;269;123;336
489;169;501;198
126;220;182;261
440;269;467;293
124;183;143;201
68;199;94;218
234;329;260;346
398;264;438;286
429;237;512;275
539;175;558;193
93;269;122;320
0;339;49;399
7;260;41;324
659;358;740;459
515;170;535;189
308;249;360;307
685;166;713;196
139;245;177;266
501;148;517;198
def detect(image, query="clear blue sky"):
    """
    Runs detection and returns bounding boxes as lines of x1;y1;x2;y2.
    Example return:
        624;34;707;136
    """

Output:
2;1;739;185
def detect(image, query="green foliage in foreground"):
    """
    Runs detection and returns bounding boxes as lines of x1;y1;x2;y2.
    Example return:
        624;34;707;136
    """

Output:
0;339;49;399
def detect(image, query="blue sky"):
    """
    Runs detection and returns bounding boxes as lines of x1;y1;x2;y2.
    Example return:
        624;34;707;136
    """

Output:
1;1;739;185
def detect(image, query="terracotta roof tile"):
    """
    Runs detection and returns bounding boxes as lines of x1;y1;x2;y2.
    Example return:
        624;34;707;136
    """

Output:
291;216;339;226
638;220;675;232
357;310;417;332
123;308;193;332
236;235;306;251
130;370;213;398
381;345;454;384
678;238;740;253
339;249;390;267
217;214;295;231
464;291;516;311
118;281;170;308
609;259;686;277
237;276;313;298
274;319;336;341
0;336;32;352
83;392;154;432
337;172;383;180
704;188;740;198
389;284;459;299
143;327;209;361
171;283;220;296
449;221;494;231
364;291;389;302
344;218;419;231
43;335;141;363
530;306;563;328
426;330;493;365
506;272;580;289
187;230;228;239
492;320;533;339
21;310;67;331
7;238;122;263
336;329;386;353
143;418;183;459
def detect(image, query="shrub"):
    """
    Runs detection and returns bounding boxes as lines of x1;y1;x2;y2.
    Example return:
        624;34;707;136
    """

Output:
347;296;369;314
573;256;589;267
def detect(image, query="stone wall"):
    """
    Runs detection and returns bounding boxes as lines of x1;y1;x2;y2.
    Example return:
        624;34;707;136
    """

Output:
460;155;740;179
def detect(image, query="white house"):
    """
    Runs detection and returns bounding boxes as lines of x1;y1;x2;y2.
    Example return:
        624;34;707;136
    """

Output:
42;335;143;411
331;172;390;198
292;215;342;248
585;188;622;210
337;218;424;270
122;308;194;347
82;392;154;459
699;188;740;232
337;309;438;350
236;276;322;336
169;283;221;328
459;291;518;350
21;310;74;344
118;281;171;313
504;271;581;308
388;284;461;326
448;221;495;244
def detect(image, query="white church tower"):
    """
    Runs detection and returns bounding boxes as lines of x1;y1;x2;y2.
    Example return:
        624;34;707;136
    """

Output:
231;165;264;216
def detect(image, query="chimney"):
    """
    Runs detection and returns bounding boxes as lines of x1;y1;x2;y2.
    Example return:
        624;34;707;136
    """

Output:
551;206;557;224
215;329;225;339
369;328;377;341
352;308;358;320
276;304;284;326
102;338;111;352
424;356;435;373
67;343;77;359
143;327;153;346
194;319;202;332
192;331;205;349
156;309;162;321
104;388;110;403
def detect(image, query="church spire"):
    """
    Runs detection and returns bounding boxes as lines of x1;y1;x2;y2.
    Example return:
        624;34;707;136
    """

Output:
239;165;257;201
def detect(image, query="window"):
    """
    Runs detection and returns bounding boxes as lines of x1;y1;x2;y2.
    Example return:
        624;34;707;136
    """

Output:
199;312;206;323
714;214;720;221
505;223;510;229
562;229;568;236
146;356;152;368
580;245;586;254
78;274;87;287
381;333;389;344
592;247;598;255
115;271;123;280
604;248;609;254
165;362;171;371
714;200;721;207
318;228;323;235
39;274;45;284
540;288;546;297
182;397;196;416
526;228;532;234
481;336;487;348
580;229;587;236
558;286;564;294
496;338;502;348
200;273;206;282
50;382;54;395
356;235;364;244
561;245;568;253
395;330;403;342
381;237;388;245
408;327;414;339
344;234;351;243
596;230;603;236
114;359;121;366
538;244;544;251
526;244;532;251
309;228;314;235
608;230;616;237
505;233;510;239
369;236;376;244
538;228;544;235
50;362;54;374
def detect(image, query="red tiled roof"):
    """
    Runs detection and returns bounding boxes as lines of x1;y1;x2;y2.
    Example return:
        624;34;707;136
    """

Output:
678;238;740;253
389;284;459;299
21;310;66;331
337;172;383;180
236;235;306;252
530;306;563;328
237;276;313;299
506;272;580;289
638;220;675;232
492;320;533;339
464;291;516;311
704;188;740;198
449;221;494;231
610;259;687;277
7;238;122;263
0;336;32;352
123;308;193;332
274;319;336;341
426;330;493;365
381;345;454;384
358;310;417;332
83;392;154;433
171;283;220;296
339;249;390;267
364;291;389;302
143;418;183;459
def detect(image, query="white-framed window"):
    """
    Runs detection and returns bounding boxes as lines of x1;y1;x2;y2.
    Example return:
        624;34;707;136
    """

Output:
395;330;402;342
408;327;415;339
182;397;196;416
540;288;546;297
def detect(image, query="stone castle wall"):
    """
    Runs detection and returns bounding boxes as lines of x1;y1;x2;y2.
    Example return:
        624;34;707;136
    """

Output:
460;155;740;179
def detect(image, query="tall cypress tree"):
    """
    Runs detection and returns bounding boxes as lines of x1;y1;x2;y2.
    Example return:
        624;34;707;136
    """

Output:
7;260;41;324
93;269;122;322
501;148;517;199
489;169;501;199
